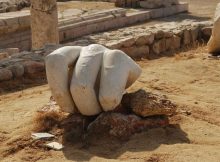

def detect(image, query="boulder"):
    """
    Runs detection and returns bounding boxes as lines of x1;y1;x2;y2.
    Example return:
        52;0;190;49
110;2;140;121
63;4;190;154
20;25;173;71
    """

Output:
208;3;220;54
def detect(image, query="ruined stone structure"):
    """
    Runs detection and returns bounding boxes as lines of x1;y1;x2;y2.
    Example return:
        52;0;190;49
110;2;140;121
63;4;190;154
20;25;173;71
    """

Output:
208;3;220;54
0;3;188;51
115;0;179;9
30;0;59;50
0;20;213;84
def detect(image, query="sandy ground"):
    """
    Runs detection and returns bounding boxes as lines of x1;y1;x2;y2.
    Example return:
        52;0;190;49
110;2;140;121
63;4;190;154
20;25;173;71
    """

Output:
0;0;220;161
0;46;220;162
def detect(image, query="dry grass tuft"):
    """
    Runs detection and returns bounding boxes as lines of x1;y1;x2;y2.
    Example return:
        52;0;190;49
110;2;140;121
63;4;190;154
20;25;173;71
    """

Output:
33;111;65;132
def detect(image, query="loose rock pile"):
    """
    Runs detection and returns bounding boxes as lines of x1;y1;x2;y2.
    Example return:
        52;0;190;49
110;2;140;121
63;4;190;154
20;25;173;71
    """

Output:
37;89;176;140
0;0;30;13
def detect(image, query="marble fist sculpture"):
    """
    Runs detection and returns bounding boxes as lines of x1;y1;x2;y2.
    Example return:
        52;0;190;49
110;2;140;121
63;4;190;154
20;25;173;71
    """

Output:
45;44;142;116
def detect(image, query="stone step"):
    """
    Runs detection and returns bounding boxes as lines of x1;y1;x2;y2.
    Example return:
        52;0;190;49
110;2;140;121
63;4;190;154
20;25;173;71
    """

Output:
0;3;188;50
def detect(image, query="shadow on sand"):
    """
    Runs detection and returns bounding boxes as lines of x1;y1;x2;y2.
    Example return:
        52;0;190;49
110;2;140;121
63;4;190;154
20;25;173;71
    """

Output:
61;116;189;161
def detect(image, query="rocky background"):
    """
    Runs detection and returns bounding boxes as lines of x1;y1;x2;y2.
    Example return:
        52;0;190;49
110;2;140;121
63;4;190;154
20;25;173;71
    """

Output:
0;0;75;13
0;0;30;12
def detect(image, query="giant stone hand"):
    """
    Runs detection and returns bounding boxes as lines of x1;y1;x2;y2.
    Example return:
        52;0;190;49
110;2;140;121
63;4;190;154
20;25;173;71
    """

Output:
45;44;142;116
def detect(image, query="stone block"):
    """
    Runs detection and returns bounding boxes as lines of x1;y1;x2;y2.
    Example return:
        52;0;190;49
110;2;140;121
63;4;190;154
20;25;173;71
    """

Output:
23;61;45;76
165;37;172;51
0;52;9;60
120;37;135;48
152;39;166;54
8;64;24;78
5;48;20;56
155;30;165;40
150;8;164;19
171;35;181;50
163;5;177;17
164;30;174;38
0;68;13;81
106;41;122;49
183;29;191;45
190;26;199;45
121;45;149;58
176;2;189;13
201;26;212;40
126;11;151;25
18;15;30;26
135;33;154;46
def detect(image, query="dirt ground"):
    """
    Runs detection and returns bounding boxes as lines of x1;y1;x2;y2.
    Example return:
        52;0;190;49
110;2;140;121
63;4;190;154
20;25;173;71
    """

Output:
1;0;220;161
0;46;220;162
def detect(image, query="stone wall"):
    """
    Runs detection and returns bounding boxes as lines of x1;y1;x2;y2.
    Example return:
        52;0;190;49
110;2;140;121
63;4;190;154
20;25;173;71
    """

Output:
0;20;212;84
0;3;188;50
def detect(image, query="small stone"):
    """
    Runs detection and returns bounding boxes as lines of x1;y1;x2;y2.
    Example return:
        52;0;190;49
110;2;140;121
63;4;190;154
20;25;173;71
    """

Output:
0;68;13;81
